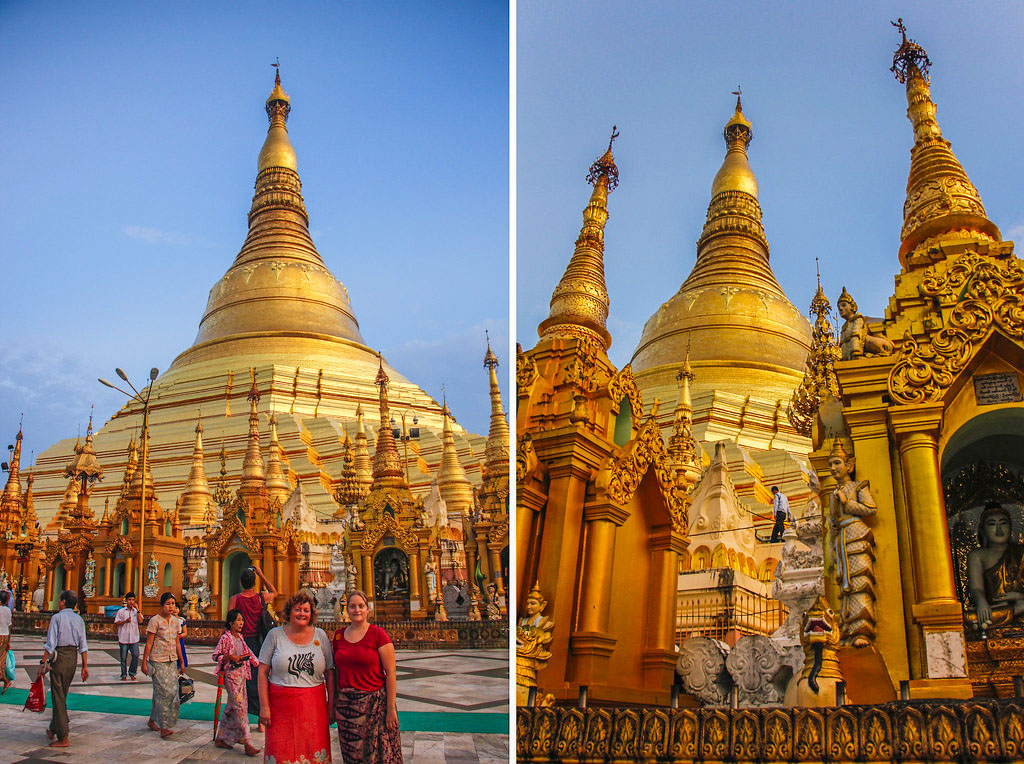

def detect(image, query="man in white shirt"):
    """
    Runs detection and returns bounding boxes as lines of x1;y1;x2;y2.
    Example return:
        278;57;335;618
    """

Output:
40;590;88;748
769;486;791;543
114;592;143;681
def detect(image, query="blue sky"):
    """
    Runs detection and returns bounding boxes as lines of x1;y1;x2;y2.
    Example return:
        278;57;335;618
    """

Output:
517;1;1024;370
1;2;509;459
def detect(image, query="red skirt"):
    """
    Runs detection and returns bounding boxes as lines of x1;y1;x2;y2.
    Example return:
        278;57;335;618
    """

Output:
266;682;332;763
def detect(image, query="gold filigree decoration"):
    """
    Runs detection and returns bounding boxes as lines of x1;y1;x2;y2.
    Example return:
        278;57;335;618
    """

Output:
103;534;134;556
205;504;260;557
889;252;1024;404
604;418;689;535
359;512;419;552
361;488;414;521
789;276;840;435
516;434;539;488
606;364;645;418
516;344;537;393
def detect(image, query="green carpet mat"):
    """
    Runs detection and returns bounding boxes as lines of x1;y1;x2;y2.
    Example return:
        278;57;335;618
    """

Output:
0;688;506;734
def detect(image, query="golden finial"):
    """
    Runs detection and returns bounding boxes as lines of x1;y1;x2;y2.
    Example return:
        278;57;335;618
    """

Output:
890;18;931;84
483;330;499;369
788;267;840;436
586;125;620;191
247;367;260;405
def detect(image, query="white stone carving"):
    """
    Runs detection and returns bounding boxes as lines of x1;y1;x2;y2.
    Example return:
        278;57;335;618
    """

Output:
725;634;790;706
676;637;732;706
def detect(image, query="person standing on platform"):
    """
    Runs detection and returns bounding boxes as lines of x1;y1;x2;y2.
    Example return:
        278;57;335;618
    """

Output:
228;564;277;731
114;592;143;681
39;590;89;748
0;591;12;692
769;486;792;543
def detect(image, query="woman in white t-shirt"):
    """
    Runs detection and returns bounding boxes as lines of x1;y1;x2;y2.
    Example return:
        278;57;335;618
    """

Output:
257;591;334;763
0;590;12;692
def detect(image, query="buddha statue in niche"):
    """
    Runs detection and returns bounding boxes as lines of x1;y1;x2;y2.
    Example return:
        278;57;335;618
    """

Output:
966;501;1024;635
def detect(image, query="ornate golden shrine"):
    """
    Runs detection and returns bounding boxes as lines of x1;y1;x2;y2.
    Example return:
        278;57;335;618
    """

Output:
517;133;692;706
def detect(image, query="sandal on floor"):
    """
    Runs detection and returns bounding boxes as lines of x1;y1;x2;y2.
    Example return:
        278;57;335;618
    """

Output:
214;739;233;749
147;720;160;732
244;743;261;757
160;728;173;739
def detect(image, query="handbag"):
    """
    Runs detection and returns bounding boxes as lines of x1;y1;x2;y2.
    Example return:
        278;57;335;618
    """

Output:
24;672;46;713
5;649;14;682
257;598;276;642
178;674;195;704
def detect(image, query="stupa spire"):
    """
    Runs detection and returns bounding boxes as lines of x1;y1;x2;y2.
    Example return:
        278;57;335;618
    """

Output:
483;333;509;479
788;259;840;437
175;64;363;369
353;404;372;495
239;368;267;494
0;427;24;534
371;357;405;485
667;345;699;474
538;127;619;350
333;434;361;512
265;413;292;505
437;394;473;521
890;19;999;259
179;413;212;524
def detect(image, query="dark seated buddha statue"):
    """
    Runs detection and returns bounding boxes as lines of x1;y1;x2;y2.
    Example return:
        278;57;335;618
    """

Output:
965;502;1024;635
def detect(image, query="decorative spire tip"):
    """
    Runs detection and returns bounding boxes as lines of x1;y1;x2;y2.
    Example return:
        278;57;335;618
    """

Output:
586;126;620;191
890;18;931;84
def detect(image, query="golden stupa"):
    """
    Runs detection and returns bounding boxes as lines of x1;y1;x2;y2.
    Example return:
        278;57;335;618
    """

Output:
631;94;812;411
28;69;487;527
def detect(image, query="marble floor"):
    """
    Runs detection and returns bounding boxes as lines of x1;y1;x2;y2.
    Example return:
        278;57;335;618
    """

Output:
0;634;509;763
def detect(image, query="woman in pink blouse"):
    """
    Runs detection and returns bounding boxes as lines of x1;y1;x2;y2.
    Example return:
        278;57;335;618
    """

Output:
141;592;185;738
332;590;402;763
213;609;260;756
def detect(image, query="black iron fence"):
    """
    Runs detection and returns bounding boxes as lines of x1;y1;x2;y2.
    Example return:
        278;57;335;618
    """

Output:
675;585;787;647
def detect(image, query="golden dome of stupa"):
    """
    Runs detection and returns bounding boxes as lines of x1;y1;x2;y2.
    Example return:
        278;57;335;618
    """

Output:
169;67;367;372
631;95;811;404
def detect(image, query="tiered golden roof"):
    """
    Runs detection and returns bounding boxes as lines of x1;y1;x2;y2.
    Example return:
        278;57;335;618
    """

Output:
482;335;509;479
371;359;405;485
631;95;810;404
890;20;1000;261
178;416;212;524
537;127;619;350
332;435;361;510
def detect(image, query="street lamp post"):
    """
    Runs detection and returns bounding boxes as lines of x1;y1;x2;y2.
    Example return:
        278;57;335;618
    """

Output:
99;367;158;596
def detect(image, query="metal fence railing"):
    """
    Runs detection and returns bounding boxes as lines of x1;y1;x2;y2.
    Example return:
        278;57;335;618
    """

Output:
675;585;787;647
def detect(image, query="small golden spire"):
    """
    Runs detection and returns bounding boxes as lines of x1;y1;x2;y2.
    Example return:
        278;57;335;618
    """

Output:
890;20;999;259
538;127;618;350
239;367;266;494
711;88;757;199
179;411;213;524
437;393;473;518
352;404;372;495
788;266;841;437
332;433;361;511
667;343;699;471
258;60;298;173
265;412;291;505
482;333;509;479
371;355;404;484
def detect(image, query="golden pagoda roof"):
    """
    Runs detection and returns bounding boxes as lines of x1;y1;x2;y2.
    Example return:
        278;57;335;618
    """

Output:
890;20;1000;260
631;98;811;403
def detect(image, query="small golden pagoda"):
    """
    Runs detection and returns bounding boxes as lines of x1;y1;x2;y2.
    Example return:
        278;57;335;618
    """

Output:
517;131;691;706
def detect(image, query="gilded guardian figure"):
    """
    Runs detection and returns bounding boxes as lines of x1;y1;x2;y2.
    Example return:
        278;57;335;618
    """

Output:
516;582;554;704
828;437;877;647
837;287;894;360
965;501;1024;634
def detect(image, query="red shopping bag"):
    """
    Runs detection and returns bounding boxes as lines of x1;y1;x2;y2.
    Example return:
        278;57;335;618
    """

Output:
24;672;46;713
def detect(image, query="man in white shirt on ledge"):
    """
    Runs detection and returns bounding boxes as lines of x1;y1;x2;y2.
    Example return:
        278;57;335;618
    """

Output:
39;590;89;748
769;486;791;543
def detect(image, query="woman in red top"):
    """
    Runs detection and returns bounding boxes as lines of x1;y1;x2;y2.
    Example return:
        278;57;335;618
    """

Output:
332;590;402;763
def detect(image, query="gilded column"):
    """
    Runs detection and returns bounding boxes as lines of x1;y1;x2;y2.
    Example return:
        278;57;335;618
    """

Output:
890;404;971;698
488;546;505;596
643;526;683;693
409;551;421;606
362;553;374;600
209;556;221;614
125;558;135;599
568;502;625;687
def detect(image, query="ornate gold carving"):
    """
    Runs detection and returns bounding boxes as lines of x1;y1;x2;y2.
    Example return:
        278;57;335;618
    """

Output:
516;434;538;488
103;534;134;556
890;252;1024;403
516;582;554;706
516;344;538;394
763;709;792;761
604;418;689;535
359;511;418;552
205;505;260;557
612;710;639;759
606;363;644;418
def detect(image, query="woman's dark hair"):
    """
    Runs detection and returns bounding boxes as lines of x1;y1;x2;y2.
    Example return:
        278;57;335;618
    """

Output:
225;608;243;631
282;590;318;625
240;567;257;590
0;591;10;606
160;591;176;606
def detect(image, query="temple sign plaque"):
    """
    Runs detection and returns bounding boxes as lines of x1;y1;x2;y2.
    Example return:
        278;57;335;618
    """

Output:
974;373;1023;405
